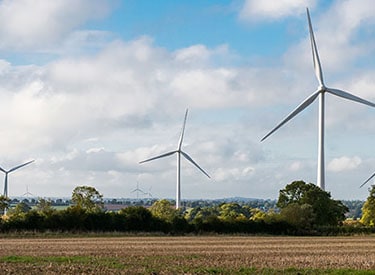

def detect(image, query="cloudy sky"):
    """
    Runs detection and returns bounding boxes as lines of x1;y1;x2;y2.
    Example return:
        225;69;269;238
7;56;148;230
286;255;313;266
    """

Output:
1;0;375;200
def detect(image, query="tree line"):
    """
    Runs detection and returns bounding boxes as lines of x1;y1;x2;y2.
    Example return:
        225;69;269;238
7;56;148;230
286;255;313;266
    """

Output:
1;181;375;235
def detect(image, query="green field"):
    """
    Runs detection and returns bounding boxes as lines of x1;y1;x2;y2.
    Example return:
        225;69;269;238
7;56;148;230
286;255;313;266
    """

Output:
0;235;374;274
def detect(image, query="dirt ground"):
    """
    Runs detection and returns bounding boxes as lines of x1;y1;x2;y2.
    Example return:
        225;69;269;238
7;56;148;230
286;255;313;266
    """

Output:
0;235;374;274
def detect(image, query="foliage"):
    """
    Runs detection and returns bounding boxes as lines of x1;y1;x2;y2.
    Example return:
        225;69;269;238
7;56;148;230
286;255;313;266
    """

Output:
8;202;31;216
342;200;363;219
36;198;56;216
279;203;315;229
277;181;348;226
0;195;10;213
0;184;369;235
149;199;177;222
185;203;254;226
71;185;104;213
118;206;153;231
249;208;268;221
360;185;375;226
185;206;219;224
218;203;252;221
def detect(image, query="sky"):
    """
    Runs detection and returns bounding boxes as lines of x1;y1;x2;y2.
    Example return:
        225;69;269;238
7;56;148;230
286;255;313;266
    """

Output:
0;0;375;201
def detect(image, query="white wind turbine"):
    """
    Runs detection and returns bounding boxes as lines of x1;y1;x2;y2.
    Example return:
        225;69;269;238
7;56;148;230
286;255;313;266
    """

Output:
0;160;35;198
131;181;146;200
261;8;375;191
139;109;210;209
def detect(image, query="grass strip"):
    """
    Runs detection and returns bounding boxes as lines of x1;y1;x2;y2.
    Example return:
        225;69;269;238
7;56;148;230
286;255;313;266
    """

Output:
188;267;375;274
1;256;374;274
0;255;126;269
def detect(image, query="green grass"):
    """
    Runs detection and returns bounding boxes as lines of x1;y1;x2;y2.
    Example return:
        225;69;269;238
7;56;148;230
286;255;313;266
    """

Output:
181;267;375;274
0;255;125;269
0;255;374;274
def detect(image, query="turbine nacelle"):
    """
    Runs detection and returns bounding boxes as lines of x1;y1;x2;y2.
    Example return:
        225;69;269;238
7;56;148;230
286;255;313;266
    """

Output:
319;85;326;92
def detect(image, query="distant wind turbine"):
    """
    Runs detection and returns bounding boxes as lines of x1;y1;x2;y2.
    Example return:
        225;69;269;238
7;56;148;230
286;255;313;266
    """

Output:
131;181;146;199
22;185;35;198
139;109;210;209
0;160;35;198
145;187;153;198
360;173;375;188
261;8;375;191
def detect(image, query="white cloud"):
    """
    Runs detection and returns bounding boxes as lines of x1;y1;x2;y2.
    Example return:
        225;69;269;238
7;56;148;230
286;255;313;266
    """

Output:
0;37;269;162
213;166;254;181
0;1;374;200
0;0;114;51
289;161;302;171
327;156;362;172
239;0;316;22
174;44;230;65
174;44;212;63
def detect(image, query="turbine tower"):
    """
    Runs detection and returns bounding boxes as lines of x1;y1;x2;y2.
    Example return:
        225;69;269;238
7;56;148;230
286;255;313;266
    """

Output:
261;8;375;191
139;109;210;209
0;160;34;198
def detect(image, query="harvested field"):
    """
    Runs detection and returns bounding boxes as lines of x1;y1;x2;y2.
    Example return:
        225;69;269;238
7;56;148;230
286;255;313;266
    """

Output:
0;236;375;274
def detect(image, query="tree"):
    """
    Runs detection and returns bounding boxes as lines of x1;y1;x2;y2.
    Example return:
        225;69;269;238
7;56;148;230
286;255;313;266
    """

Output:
119;206;153;231
218;203;252;222
36;198;55;216
71;186;104;213
277;181;313;208
361;185;375;226
0;195;10;214
8;202;31;216
277;181;348;226
279;203;315;229
250;208;267;222
185;206;219;224
150;199;177;222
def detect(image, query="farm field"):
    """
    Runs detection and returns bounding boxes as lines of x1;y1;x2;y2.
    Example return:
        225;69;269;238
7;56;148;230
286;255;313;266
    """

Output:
0;235;375;274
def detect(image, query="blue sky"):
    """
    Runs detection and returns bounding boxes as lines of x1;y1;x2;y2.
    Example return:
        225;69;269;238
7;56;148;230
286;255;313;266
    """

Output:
0;0;375;201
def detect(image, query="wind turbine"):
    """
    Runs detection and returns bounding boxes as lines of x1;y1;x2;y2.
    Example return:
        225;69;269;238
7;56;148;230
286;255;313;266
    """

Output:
131;181;146;200
0;160;35;198
261;8;375;191
139;109;210;209
22;185;35;198
360;173;375;188
145;187;153;199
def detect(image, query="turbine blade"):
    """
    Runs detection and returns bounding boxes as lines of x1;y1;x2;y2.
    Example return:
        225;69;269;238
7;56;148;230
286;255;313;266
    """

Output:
326;88;375;108
177;108;189;150
181;151;210;178
0;166;6;173
307;8;324;87
9;160;34;173
139;150;177;164
131;188;147;194
261;91;320;141
360;172;375;188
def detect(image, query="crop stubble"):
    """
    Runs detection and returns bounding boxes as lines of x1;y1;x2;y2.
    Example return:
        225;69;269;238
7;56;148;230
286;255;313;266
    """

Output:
0;236;374;274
